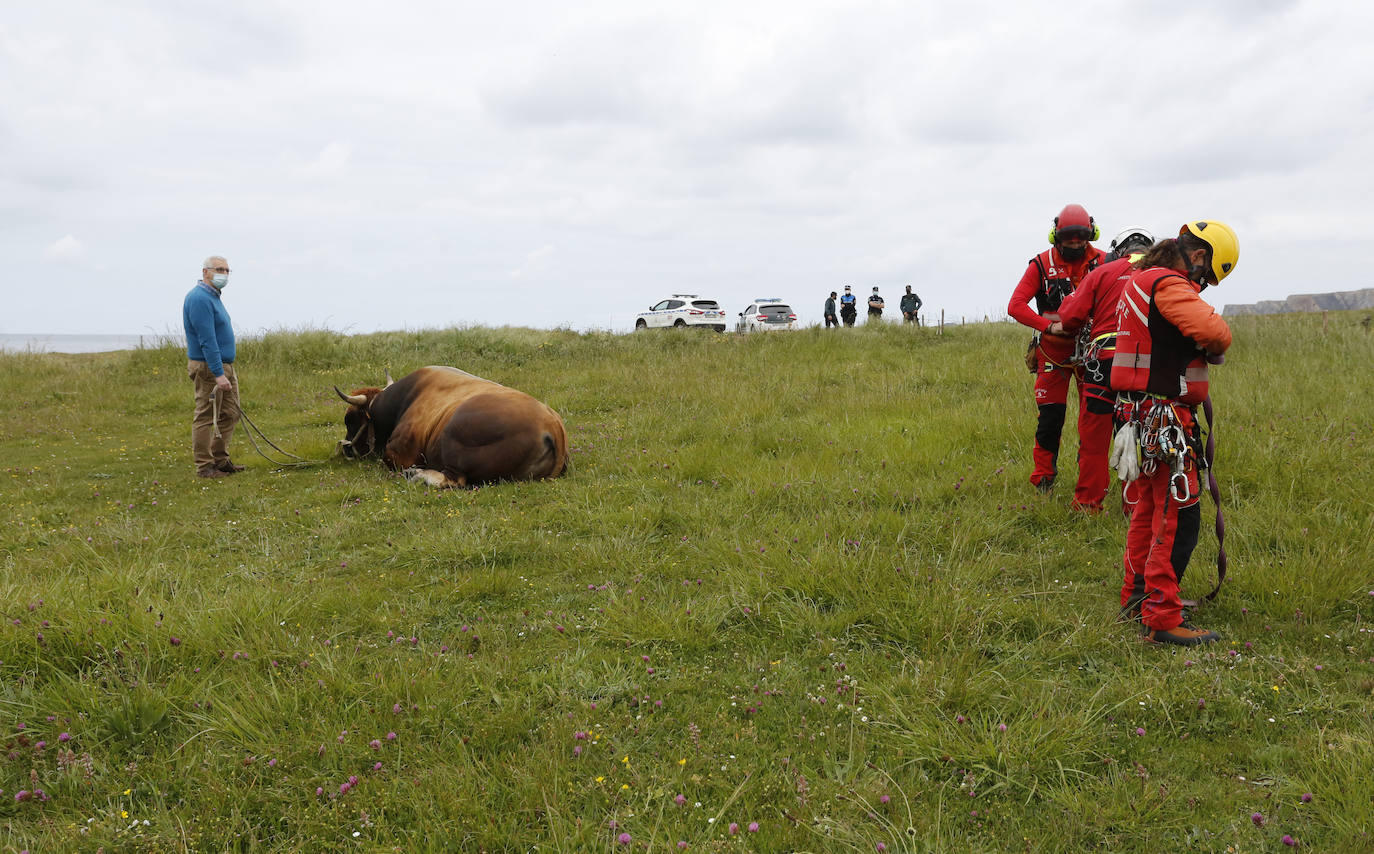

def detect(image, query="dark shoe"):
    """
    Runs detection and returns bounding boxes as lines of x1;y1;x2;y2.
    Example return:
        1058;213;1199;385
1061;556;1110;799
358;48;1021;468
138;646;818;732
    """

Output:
197;467;230;479
1117;591;1148;623
216;460;246;473
1034;476;1056;495
1143;623;1220;647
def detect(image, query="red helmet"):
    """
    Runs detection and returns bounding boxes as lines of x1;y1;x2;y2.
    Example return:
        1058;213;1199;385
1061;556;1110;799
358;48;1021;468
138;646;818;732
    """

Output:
1048;204;1099;243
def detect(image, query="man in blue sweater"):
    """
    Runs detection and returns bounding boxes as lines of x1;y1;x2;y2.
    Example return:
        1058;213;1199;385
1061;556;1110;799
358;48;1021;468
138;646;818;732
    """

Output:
183;255;243;478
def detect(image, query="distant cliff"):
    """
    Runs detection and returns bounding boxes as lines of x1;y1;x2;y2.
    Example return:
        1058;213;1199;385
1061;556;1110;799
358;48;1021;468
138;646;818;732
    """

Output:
1223;288;1374;316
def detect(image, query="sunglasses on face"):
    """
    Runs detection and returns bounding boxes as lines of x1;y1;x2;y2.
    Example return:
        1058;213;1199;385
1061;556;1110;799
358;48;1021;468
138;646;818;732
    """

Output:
1057;227;1092;241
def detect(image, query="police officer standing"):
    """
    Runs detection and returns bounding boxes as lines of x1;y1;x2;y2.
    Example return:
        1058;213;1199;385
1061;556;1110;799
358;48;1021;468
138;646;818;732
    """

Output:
899;285;923;325
867;286;885;323
839;286;858;326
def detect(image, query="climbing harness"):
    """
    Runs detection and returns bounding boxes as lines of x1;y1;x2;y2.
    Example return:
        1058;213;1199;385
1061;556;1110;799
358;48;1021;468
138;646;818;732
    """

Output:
1137;401;1191;501
1115;396;1189;480
1078;331;1116;383
1112;392;1228;601
1028;333;1079;372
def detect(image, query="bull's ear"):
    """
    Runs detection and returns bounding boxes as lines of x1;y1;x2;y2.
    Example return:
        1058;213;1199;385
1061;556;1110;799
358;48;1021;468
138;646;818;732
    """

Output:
335;386;368;406
384;370;395;389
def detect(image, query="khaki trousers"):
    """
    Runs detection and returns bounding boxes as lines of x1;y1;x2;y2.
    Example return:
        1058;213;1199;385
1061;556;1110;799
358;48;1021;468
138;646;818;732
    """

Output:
188;360;240;473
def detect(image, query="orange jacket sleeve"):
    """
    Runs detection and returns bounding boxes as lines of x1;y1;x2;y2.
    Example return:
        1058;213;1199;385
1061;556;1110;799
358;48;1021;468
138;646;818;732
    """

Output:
1008;261;1049;332
1154;275;1232;354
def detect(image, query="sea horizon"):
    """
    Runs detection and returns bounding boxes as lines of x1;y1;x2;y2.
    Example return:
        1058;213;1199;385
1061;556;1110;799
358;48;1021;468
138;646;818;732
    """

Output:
0;333;167;354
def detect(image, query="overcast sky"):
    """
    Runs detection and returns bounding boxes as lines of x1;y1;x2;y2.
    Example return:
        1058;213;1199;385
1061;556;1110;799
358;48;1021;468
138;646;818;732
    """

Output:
3;0;1371;337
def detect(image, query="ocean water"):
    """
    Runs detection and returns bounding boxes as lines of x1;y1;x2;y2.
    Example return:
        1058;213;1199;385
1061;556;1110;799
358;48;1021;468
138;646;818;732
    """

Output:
0;333;164;354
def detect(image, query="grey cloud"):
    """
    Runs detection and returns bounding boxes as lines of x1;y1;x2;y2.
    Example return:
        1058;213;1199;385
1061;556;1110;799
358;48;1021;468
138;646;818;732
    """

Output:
484;73;661;129
480;22;684;129
1184;0;1302;23
719;84;858;146
133;0;305;75
914;107;1019;148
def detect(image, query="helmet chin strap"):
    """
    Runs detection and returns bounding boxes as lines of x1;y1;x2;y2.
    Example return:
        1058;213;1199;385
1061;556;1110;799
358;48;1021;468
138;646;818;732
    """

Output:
1188;263;1212;287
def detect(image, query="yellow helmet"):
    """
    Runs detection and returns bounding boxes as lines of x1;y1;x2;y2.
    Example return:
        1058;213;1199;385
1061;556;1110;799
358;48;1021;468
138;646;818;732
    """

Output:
1180;220;1239;284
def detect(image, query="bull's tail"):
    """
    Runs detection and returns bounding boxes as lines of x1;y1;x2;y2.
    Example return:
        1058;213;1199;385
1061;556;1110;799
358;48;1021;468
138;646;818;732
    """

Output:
543;434;561;476
541;413;569;478
543;430;570;478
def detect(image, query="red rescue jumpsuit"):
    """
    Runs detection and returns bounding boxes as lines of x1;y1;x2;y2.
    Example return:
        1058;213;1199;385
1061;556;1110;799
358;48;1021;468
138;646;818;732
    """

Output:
1008;245;1106;491
1111;268;1231;632
1057;255;1138;511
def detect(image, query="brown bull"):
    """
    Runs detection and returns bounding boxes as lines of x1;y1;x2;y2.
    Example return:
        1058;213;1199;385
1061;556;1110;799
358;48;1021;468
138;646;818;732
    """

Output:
335;365;568;488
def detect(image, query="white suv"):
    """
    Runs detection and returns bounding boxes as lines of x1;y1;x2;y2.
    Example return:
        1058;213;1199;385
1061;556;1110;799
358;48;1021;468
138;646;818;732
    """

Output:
635;295;727;331
736;298;797;332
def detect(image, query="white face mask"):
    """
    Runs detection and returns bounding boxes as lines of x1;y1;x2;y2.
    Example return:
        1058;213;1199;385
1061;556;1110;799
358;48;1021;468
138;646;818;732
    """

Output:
211;273;229;289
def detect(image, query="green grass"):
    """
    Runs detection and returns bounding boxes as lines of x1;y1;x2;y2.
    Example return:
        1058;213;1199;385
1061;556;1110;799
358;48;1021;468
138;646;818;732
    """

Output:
1;315;1372;852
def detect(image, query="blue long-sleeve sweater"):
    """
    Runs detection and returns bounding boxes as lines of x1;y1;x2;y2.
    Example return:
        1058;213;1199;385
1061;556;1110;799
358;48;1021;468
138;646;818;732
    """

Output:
183;282;235;376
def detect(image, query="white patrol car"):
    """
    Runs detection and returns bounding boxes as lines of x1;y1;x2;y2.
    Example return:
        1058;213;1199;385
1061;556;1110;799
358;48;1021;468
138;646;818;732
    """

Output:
635;295;727;331
736;298;797;332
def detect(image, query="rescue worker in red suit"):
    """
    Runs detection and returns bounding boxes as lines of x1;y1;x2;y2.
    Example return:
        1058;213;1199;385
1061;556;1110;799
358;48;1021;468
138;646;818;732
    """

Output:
1111;220;1238;646
1007;204;1106;497
1051;227;1156;512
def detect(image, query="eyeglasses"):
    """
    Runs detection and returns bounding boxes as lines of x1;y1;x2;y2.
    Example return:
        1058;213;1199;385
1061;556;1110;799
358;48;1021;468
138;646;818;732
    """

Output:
1057;227;1092;241
206;267;232;274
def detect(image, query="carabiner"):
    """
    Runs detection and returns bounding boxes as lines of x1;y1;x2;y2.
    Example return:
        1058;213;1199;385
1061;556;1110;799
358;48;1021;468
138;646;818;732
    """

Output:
1170;469;1191;502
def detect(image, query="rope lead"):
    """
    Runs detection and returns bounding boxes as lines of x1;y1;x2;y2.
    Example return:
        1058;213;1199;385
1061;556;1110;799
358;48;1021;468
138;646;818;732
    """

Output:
214;371;326;468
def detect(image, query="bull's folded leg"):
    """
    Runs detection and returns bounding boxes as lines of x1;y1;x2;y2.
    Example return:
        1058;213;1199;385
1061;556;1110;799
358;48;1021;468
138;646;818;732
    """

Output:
402;467;467;488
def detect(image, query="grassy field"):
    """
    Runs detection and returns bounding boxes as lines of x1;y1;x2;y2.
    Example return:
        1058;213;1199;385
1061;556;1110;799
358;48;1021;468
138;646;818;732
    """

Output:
1;314;1372;852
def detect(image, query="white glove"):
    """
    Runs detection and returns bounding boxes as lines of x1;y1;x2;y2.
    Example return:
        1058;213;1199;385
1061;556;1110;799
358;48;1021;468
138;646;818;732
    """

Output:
1111;423;1141;482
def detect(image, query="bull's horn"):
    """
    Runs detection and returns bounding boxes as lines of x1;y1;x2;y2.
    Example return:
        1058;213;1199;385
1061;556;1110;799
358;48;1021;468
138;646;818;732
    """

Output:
384;370;395;388
334;386;368;406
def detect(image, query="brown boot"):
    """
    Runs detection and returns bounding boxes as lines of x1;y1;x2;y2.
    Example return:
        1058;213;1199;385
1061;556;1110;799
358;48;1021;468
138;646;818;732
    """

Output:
216;460;246;473
197;467;230;479
1143;623;1220;647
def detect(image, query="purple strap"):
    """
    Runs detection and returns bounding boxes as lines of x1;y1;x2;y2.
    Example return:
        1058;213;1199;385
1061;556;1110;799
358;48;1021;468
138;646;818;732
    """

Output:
1201;395;1227;601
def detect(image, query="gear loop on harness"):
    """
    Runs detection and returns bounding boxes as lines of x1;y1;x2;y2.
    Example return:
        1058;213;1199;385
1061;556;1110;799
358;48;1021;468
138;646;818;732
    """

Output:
1080;331;1116;383
1114;393;1192;490
1031;333;1078;371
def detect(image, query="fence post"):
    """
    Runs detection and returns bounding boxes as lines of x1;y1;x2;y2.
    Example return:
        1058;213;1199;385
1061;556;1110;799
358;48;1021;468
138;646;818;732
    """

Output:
940;309;945;335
